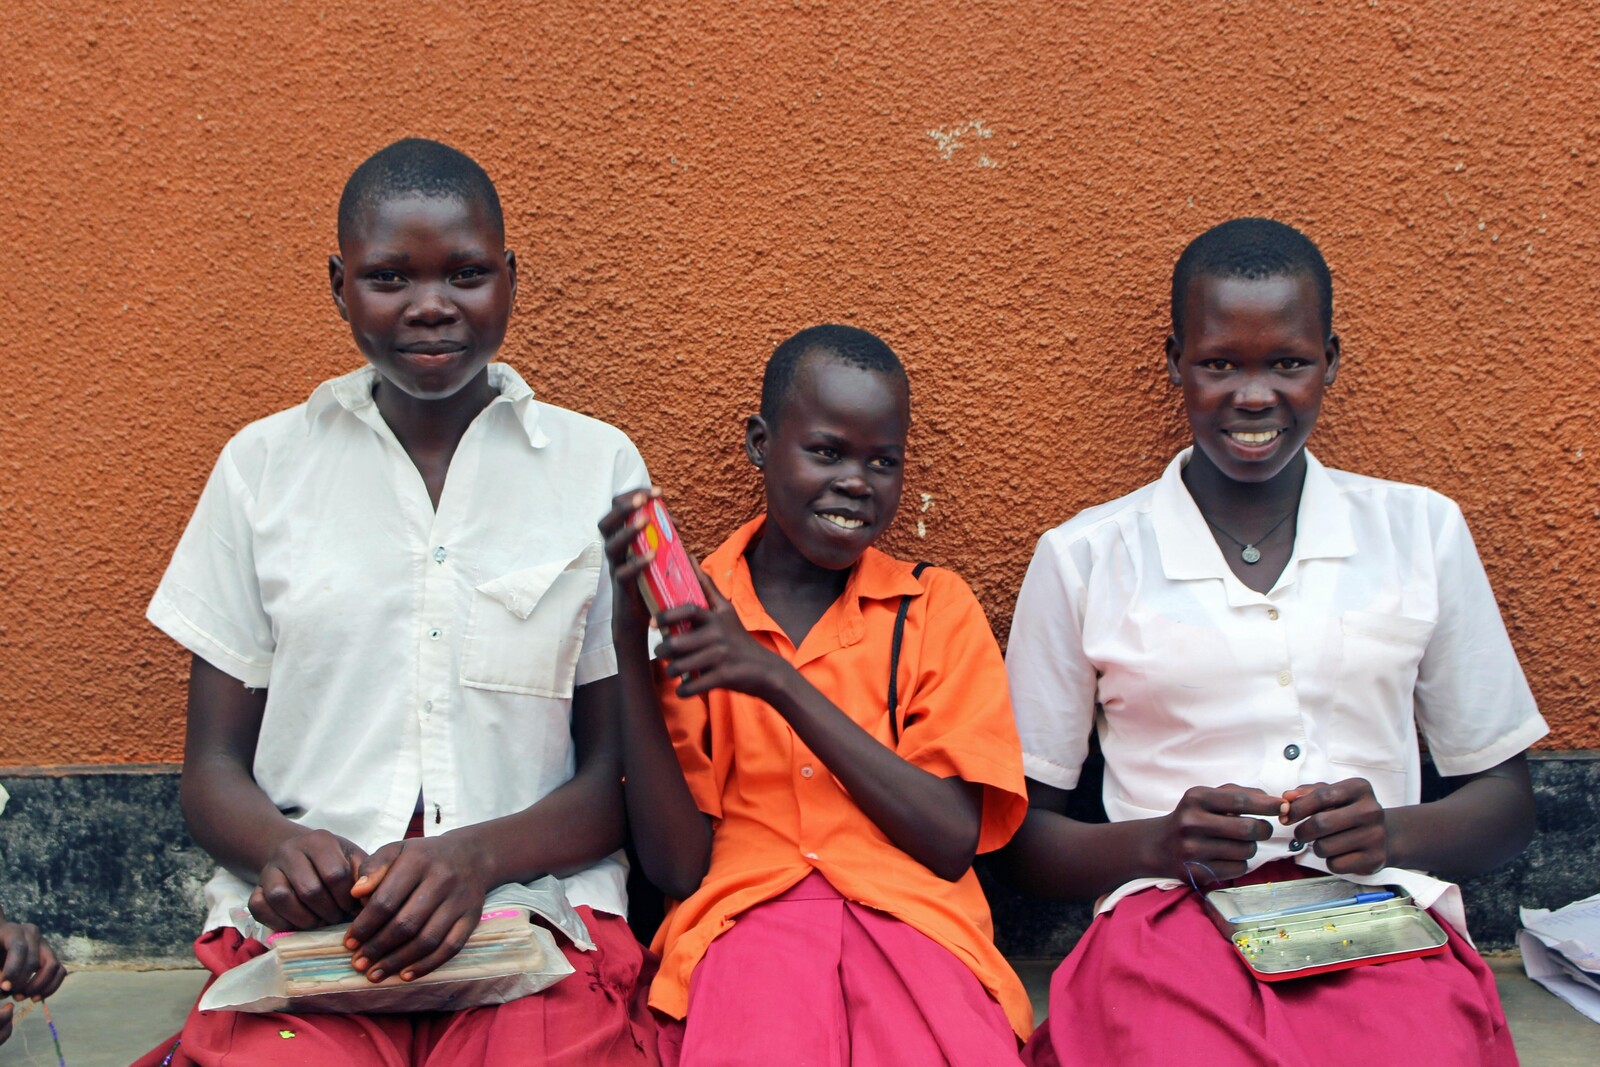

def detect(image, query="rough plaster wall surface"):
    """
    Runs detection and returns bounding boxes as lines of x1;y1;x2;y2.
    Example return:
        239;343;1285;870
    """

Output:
2;1;1597;764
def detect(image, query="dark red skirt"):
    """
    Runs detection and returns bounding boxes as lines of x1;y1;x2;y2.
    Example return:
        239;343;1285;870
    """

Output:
129;906;661;1067
1022;861;1517;1067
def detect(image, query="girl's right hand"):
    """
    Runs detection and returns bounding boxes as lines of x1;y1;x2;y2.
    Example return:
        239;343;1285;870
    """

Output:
1148;785;1283;883
599;488;659;641
249;829;368;931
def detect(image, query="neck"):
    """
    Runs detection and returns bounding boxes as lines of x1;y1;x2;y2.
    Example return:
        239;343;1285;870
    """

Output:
372;368;498;455
1181;446;1308;526
746;523;853;601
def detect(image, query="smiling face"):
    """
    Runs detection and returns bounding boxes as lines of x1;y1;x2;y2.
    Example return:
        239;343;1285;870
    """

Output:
746;351;910;572
1166;272;1340;486
329;194;516;403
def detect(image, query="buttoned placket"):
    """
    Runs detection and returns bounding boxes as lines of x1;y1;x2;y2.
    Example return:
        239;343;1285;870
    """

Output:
346;399;498;841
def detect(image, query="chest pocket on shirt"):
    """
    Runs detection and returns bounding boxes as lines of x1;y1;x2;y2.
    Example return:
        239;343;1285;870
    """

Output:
459;542;602;698
1326;610;1435;773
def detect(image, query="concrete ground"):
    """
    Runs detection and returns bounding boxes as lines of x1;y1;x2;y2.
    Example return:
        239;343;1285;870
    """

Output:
0;953;1591;1065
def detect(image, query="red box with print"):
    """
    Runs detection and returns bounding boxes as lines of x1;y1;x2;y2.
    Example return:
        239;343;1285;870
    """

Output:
629;497;708;634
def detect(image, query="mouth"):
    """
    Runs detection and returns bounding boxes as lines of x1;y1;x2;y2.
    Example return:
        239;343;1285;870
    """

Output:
816;511;869;531
1223;428;1285;447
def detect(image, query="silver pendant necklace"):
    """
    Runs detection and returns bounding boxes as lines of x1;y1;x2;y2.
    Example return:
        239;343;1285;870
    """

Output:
1201;509;1296;564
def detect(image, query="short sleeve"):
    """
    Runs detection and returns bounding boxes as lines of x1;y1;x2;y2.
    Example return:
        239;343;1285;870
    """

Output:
574;441;651;687
147;443;275;687
654;664;723;820
1414;499;1548;776
895;570;1027;853
1005;531;1098;791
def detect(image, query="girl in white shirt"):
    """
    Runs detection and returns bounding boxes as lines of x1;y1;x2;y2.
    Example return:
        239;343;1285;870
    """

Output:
134;139;661;1067
1004;218;1544;1067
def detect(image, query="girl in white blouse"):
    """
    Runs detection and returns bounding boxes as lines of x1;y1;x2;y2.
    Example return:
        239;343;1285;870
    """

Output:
1004;218;1544;1067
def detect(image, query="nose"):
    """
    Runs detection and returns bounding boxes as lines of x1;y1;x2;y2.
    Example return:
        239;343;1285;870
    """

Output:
833;466;870;498
405;283;459;325
1233;371;1276;409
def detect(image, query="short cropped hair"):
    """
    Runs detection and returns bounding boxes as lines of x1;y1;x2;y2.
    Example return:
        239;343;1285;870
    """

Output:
337;138;504;244
1171;218;1333;341
759;324;908;426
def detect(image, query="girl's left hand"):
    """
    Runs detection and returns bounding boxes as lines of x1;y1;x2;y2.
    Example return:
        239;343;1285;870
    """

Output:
1280;779;1388;874
343;836;490;983
656;568;789;701
0;921;66;1001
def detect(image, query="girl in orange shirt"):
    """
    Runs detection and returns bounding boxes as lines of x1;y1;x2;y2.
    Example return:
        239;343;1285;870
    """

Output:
601;324;1031;1065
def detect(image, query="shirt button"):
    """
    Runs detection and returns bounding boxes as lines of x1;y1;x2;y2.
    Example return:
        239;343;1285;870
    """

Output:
433;546;448;563
804;852;819;861
1288;840;1306;853
1267;608;1280;621
1277;670;1292;686
1283;744;1302;760
429;628;441;640
800;765;815;779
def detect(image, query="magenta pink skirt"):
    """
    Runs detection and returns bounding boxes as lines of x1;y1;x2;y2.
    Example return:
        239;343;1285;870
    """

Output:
1022;861;1517;1067
129;906;661;1067
657;871;1022;1067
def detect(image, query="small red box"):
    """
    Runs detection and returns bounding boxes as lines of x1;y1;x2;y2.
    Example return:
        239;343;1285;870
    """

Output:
629;497;708;634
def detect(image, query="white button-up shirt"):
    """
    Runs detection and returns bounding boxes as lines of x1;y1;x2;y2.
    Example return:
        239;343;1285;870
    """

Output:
1007;449;1547;933
149;364;646;931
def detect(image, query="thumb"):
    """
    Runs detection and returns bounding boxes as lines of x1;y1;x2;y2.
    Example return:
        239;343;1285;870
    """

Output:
351;843;398;899
690;556;729;610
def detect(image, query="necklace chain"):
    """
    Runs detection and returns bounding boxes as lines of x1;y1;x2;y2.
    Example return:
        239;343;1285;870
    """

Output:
1201;508;1296;564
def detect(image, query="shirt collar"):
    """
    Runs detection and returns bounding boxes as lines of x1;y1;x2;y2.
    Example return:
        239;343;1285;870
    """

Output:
303;362;549;448
704;515;928;652
1152;447;1355;588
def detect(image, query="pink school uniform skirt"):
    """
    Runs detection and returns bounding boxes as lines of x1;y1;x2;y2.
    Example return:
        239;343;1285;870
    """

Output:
1022;860;1517;1067
657;870;1022;1067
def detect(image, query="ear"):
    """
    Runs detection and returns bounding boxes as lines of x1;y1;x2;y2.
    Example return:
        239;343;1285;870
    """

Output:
1164;333;1183;386
745;414;770;469
504;249;518;306
1323;333;1342;385
329;255;349;322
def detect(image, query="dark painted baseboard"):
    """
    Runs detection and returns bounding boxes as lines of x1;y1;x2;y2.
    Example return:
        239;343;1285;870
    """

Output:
1;754;1596;963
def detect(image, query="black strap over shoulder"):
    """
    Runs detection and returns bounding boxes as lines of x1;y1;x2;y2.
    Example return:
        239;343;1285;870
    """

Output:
887;561;933;745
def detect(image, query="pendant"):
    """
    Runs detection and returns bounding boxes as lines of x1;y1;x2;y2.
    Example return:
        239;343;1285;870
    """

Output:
1241;545;1262;564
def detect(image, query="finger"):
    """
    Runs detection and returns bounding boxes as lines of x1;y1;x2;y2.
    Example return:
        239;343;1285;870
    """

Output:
29;944;66;1000
351;842;404;902
253;869;321;932
0;924;40;993
656;604;711;633
303;838;362;917
347;855;428;962
603;512;651;563
661;644;727;679
374;908;474;984
1284;783;1353;824
613;550;655;585
357;882;452;982
278;848;349;927
689;557;727;609
397;914;477;982
1196;788;1284;818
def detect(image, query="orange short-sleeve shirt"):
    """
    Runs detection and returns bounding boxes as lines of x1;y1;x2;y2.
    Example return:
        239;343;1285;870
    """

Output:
648;516;1032;1038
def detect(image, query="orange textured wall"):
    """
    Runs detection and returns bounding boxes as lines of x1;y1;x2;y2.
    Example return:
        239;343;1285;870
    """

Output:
3;1;1597;764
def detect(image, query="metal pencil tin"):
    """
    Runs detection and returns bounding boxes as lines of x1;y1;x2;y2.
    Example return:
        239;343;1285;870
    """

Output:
628;497;707;634
1204;875;1449;981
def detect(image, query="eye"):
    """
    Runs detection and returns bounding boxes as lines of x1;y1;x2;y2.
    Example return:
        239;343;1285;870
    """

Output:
1273;357;1313;371
452;265;490;284
809;446;840;462
867;456;900;472
1197;358;1234;372
367;270;405;286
